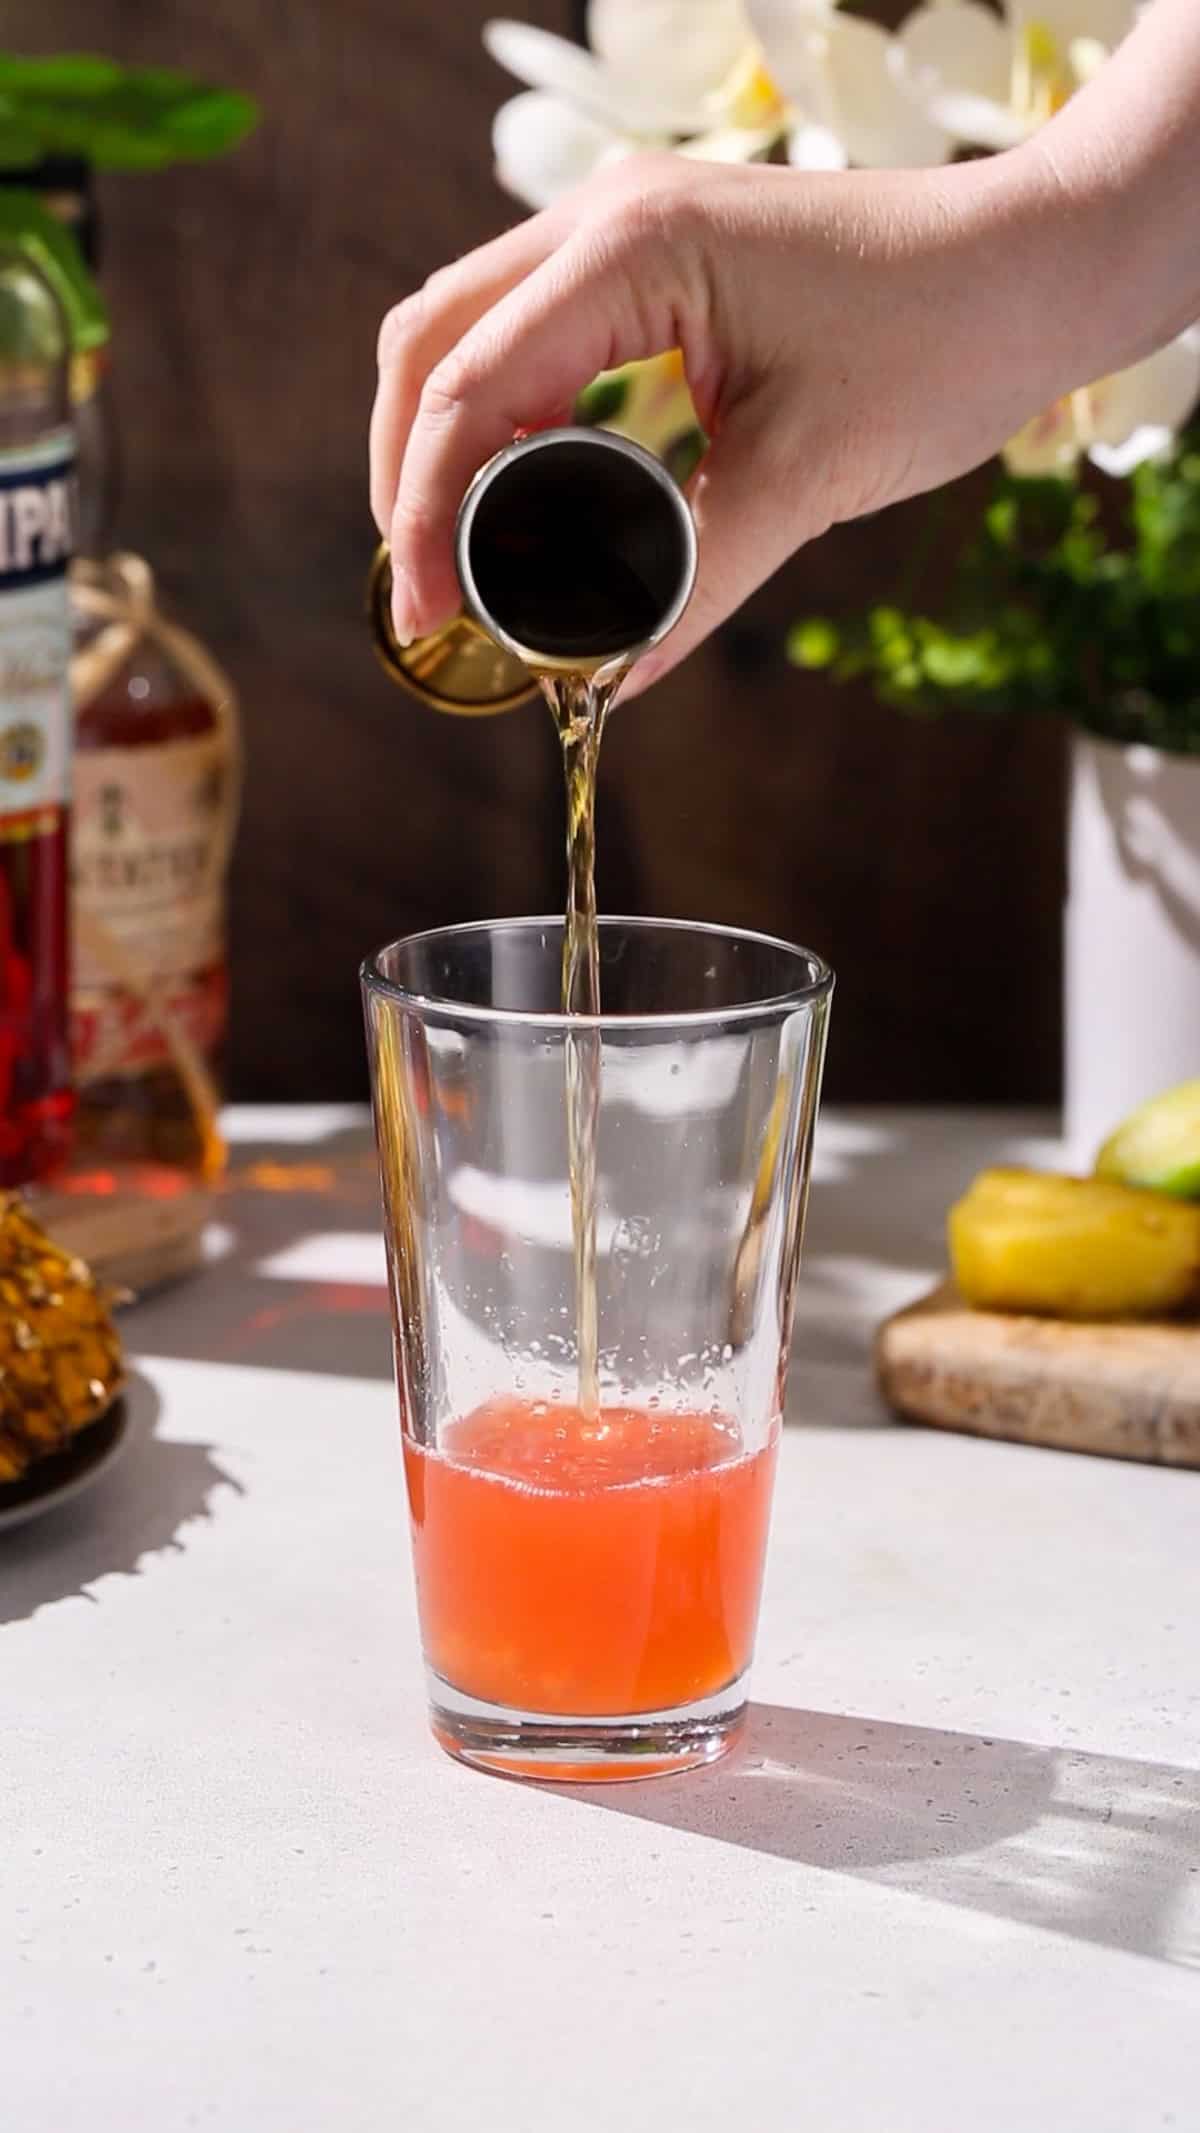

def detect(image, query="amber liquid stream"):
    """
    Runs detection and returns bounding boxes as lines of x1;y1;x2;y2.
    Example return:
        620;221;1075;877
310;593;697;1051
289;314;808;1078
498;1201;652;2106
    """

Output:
541;663;623;1416
470;512;662;1416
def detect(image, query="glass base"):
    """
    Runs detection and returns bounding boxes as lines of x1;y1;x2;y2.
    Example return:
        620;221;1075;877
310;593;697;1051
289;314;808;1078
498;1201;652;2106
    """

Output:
428;1670;748;1783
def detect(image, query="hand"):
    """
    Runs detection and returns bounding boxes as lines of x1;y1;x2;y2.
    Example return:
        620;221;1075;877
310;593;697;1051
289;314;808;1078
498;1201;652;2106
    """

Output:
369;148;1099;687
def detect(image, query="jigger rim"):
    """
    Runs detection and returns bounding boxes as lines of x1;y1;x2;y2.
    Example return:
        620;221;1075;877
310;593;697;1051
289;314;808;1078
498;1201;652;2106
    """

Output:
454;426;700;673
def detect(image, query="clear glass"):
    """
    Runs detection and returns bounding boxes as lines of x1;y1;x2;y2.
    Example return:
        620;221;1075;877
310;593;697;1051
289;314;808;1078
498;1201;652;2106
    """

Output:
363;916;832;1781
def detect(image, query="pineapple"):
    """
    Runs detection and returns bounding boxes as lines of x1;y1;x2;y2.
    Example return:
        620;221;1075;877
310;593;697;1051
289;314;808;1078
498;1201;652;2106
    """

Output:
949;1167;1200;1320
0;1197;124;1483
1095;1078;1200;1198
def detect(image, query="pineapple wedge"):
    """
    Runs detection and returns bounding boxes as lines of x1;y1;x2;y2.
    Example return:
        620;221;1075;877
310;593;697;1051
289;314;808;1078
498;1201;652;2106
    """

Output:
1095;1078;1200;1197
949;1167;1200;1320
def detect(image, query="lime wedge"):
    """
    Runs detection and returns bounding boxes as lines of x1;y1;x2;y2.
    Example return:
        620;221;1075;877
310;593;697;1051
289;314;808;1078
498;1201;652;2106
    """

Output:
1095;1078;1200;1198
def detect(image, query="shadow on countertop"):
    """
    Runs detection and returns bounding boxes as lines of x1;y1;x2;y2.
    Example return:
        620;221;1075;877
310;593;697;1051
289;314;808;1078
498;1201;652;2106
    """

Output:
571;1699;1200;1970
123;1117;394;1383
0;1370;239;1629
118;1107;1061;1400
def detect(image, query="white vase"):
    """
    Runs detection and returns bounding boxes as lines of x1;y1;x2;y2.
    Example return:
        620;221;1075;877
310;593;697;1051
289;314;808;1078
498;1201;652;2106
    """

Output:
1064;733;1200;1163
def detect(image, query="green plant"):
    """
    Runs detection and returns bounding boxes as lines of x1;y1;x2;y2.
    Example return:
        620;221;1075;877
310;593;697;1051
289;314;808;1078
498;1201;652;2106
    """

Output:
792;436;1200;756
0;52;257;171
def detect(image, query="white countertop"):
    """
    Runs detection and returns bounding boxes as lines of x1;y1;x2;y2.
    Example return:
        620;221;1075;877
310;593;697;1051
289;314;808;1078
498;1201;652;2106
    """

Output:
6;1106;1199;2132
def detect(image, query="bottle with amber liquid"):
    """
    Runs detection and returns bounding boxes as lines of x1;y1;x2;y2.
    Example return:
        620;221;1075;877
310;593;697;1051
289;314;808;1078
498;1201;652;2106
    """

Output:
35;162;241;1183
70;554;239;1180
0;244;75;1186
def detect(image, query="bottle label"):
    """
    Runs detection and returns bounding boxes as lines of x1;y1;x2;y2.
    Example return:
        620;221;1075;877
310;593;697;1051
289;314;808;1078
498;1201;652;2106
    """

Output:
0;437;74;837
71;729;231;1084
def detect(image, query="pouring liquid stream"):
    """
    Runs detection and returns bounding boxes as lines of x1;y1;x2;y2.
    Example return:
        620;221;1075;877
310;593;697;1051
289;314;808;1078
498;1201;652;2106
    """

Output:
540;663;626;1420
452;435;694;1424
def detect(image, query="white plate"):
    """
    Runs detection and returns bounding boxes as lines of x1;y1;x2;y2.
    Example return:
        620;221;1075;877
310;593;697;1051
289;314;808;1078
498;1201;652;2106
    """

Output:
0;1400;130;1533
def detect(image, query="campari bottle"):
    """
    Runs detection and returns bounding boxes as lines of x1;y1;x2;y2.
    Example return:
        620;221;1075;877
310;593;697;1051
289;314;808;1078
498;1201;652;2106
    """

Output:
0;244;75;1184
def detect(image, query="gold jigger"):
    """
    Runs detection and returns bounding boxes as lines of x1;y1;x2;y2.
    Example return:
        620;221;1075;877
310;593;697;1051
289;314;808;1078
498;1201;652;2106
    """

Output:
366;543;537;716
367;427;698;715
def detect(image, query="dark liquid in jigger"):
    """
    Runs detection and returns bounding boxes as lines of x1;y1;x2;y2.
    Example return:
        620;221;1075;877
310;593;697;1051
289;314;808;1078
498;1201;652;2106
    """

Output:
463;437;690;667
473;533;664;665
464;440;692;1415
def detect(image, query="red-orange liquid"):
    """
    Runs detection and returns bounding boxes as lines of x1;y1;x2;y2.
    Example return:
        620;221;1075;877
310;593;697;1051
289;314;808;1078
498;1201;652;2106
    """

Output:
0;813;72;1186
404;1398;777;1718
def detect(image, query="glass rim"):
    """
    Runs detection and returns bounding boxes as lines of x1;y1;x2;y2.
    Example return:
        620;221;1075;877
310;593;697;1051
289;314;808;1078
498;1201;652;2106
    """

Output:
361;913;834;1034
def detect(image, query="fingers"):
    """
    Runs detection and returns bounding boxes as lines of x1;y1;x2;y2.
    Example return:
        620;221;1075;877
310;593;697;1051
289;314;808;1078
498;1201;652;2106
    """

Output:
369;209;565;541
621;388;831;698
388;215;690;640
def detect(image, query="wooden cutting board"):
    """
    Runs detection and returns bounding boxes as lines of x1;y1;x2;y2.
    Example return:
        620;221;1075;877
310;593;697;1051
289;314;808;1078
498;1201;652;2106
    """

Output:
28;1166;214;1299
876;1282;1200;1469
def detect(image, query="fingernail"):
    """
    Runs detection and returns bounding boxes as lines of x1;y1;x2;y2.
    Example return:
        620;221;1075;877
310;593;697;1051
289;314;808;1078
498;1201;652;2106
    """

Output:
390;564;415;648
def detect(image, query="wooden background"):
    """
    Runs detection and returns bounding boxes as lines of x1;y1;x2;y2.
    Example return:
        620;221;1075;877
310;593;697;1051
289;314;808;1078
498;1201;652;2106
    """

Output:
9;0;1065;1103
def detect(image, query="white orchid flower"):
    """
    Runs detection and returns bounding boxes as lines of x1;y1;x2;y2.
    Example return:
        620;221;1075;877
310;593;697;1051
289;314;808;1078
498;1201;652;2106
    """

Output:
888;4;1198;476
576;347;709;479
744;0;952;169
1004;329;1200;478
485;0;952;212
892;0;1138;152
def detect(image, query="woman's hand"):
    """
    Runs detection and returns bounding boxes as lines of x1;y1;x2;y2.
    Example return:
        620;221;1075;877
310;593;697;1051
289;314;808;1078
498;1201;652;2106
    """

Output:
370;8;1197;691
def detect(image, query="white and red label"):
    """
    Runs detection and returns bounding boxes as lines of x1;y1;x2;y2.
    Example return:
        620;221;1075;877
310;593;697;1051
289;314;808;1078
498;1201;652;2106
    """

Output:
0;433;74;830
71;728;230;1083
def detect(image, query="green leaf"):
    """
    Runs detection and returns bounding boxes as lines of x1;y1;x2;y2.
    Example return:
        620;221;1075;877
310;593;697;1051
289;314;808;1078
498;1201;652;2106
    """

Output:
0;53;259;170
0;55;124;92
791;427;1200;751
788;618;840;669
920;632;995;690
0;111;42;167
663;423;706;486
0;187;109;348
574;370;630;426
983;494;1017;548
